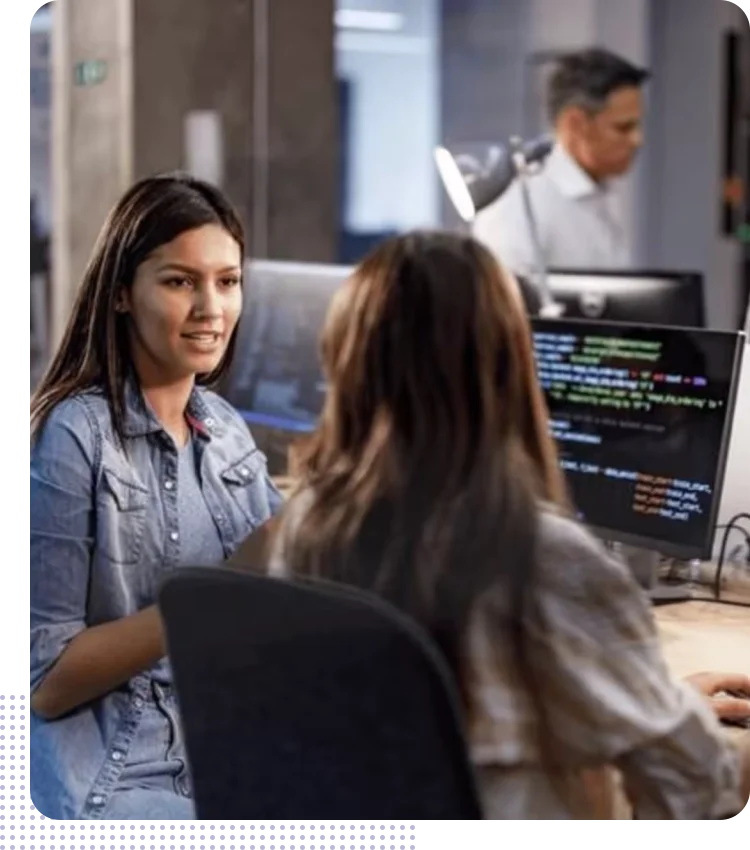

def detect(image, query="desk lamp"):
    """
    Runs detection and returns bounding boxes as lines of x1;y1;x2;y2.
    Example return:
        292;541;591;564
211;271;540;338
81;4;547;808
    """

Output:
434;135;564;318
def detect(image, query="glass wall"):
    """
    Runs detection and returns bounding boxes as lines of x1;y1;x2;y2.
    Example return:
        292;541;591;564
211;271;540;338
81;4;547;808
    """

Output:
334;0;440;263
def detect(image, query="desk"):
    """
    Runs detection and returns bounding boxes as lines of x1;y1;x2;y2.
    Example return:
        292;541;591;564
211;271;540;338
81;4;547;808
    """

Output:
610;595;750;818
656;599;750;679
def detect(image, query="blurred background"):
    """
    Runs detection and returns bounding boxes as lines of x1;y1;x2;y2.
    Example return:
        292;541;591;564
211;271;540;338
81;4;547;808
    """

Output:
30;0;750;391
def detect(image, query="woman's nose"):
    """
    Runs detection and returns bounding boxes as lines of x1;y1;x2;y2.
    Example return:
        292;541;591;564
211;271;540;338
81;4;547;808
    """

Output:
192;283;221;318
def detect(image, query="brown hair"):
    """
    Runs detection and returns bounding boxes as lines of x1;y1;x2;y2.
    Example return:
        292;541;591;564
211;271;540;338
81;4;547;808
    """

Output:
31;172;244;443
277;230;598;814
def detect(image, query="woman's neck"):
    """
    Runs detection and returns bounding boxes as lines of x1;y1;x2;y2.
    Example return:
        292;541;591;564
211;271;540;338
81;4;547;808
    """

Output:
139;375;195;447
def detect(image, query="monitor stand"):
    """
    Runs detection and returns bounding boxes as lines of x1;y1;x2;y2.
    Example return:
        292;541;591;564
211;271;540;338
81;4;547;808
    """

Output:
611;543;694;606
648;584;694;606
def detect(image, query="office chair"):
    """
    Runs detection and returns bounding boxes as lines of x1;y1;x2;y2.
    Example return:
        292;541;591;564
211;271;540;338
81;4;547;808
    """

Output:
158;567;483;819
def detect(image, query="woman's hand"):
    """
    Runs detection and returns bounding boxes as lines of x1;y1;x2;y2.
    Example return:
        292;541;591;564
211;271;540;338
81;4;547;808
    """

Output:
684;671;750;722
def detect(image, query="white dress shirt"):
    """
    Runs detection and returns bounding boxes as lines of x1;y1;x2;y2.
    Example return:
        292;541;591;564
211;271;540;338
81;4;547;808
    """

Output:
472;142;631;276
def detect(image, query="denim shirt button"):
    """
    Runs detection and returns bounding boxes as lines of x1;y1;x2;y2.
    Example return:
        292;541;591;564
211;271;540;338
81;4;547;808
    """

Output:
133;697;144;709
111;750;124;762
164;480;174;491
240;467;249;477
170;531;179;542
91;795;104;806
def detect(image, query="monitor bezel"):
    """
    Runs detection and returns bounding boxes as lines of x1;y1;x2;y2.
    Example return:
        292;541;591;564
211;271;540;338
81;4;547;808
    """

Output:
531;315;746;561
538;267;706;328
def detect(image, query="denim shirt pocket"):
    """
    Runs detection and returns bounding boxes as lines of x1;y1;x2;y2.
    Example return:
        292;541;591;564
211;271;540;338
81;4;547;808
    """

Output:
219;449;273;529
96;467;150;564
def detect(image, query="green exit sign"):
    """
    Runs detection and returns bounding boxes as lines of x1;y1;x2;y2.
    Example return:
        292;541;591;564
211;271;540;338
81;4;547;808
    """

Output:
74;59;107;87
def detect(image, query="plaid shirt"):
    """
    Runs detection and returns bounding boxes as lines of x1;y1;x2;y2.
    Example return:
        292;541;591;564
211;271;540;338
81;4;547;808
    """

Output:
466;510;743;818
268;496;744;819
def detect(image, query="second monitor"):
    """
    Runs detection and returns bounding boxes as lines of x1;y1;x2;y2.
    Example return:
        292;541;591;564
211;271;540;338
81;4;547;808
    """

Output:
518;269;705;327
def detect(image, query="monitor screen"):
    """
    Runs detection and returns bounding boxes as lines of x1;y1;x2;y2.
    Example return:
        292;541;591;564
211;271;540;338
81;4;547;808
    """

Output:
518;269;705;328
531;317;744;559
224;260;350;447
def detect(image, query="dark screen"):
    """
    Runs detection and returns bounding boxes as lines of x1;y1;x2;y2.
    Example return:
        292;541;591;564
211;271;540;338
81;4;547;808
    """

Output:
518;270;705;327
224;262;348;433
532;317;742;557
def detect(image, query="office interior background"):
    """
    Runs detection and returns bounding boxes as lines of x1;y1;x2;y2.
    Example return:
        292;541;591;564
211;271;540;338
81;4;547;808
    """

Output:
30;0;750;389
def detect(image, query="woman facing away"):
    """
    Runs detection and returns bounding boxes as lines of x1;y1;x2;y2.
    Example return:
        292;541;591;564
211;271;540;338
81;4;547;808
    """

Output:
265;230;750;818
30;174;283;819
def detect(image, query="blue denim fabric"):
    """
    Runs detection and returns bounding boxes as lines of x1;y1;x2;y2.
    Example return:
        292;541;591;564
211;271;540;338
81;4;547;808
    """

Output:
30;381;283;818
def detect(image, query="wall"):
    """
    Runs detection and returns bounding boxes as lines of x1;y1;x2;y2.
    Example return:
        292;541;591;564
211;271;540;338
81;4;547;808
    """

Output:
644;0;748;330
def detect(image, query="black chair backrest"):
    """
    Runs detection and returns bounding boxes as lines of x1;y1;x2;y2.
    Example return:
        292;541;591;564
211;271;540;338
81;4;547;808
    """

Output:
159;567;483;819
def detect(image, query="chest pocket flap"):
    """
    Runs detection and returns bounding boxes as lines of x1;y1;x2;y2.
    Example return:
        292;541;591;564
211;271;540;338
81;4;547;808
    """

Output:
100;468;149;511
220;449;265;487
97;467;150;563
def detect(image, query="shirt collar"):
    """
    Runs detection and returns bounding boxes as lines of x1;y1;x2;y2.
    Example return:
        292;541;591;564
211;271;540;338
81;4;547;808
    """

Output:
122;376;223;440
545;142;608;200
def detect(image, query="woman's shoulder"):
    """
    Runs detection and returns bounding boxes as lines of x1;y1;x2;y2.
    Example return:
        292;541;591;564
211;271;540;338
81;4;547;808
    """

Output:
535;505;638;596
34;391;105;448
31;391;108;472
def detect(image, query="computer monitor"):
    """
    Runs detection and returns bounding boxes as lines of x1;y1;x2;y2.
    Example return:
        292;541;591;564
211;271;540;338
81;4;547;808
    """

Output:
518;269;705;327
531;317;744;560
223;259;351;472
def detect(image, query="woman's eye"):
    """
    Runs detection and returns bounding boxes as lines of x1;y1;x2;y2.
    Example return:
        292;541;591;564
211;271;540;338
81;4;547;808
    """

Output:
220;277;241;288
165;277;192;289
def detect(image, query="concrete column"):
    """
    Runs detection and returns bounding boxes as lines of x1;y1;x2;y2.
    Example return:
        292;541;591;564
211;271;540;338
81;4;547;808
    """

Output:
50;0;133;347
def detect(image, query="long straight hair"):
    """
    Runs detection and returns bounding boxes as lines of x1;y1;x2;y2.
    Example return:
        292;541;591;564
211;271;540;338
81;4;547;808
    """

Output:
274;232;592;809
31;173;245;442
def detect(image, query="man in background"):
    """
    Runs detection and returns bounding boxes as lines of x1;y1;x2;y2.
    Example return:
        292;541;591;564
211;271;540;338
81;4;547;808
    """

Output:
473;48;649;276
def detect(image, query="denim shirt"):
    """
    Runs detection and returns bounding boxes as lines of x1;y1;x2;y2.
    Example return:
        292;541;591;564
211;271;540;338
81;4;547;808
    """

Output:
30;381;283;818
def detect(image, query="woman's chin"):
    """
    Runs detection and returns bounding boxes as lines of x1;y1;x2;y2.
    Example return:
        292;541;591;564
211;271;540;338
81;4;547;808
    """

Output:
181;351;224;376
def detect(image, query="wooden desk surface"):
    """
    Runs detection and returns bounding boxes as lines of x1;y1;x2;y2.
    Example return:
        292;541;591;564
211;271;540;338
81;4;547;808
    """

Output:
656;599;750;678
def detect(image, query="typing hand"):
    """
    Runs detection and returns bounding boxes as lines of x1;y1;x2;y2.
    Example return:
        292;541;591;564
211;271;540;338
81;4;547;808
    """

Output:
684;671;750;723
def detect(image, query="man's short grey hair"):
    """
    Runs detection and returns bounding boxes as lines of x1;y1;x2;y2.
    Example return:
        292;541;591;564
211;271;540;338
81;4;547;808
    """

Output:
548;47;650;122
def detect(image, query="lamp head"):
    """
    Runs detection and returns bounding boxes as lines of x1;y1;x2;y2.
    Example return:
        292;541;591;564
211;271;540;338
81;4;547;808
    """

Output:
434;136;554;221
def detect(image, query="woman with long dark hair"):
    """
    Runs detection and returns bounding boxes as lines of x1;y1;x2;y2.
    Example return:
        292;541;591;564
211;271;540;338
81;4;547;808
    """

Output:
266;231;749;818
30;174;282;818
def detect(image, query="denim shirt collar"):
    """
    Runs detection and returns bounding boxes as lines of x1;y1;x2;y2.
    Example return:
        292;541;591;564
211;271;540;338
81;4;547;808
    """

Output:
121;378;225;441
